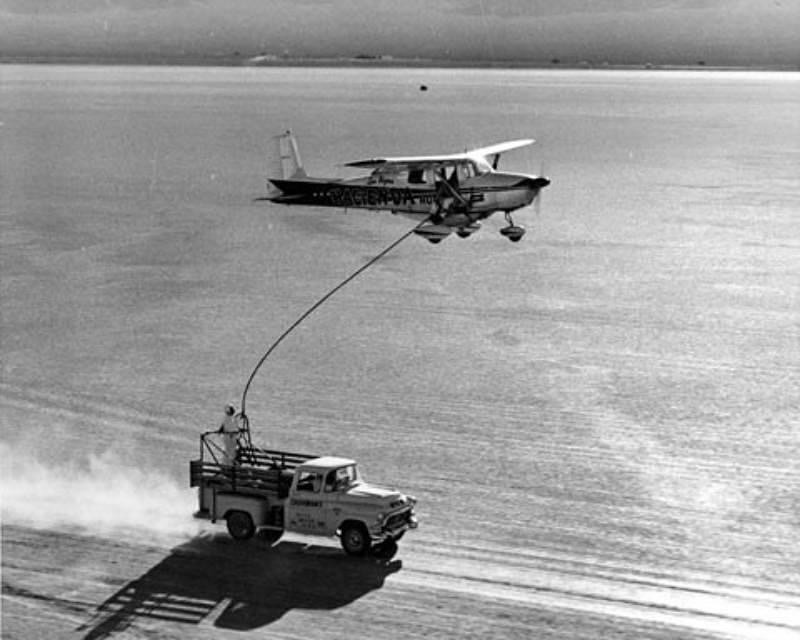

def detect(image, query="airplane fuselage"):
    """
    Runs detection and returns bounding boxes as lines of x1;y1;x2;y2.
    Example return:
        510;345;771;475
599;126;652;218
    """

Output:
268;171;543;222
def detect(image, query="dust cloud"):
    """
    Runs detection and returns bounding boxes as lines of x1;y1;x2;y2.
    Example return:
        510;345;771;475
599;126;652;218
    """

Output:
0;442;203;546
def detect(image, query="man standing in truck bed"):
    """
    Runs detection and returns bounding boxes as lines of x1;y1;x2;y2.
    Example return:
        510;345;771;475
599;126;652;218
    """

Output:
217;404;240;466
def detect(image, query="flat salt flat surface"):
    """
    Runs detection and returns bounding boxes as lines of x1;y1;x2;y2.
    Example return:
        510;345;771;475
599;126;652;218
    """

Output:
1;65;799;639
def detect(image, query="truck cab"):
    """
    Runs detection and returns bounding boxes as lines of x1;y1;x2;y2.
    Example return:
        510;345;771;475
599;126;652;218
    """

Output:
286;456;416;555
190;436;417;558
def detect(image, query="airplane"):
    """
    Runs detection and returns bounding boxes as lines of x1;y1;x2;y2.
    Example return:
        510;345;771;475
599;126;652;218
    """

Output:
260;131;550;243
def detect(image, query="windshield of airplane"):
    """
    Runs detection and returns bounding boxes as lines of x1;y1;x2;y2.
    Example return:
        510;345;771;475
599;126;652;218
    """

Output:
472;156;492;175
446;160;486;181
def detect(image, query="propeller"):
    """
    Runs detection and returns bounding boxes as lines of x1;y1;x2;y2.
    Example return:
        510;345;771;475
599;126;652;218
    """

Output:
534;161;545;220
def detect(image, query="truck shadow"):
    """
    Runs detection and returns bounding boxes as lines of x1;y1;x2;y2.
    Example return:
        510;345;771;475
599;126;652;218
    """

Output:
79;531;401;638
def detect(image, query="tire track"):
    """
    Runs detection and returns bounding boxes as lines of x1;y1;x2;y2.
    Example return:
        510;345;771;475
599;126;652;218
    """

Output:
3;382;797;637
0;381;196;446
397;542;800;639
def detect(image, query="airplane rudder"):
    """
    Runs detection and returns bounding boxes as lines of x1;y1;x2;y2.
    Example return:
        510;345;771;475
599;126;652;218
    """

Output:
275;130;306;179
267;132;287;180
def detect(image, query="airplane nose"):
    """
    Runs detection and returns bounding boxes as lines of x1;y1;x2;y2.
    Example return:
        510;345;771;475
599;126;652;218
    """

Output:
514;176;549;208
533;176;550;188
513;176;550;190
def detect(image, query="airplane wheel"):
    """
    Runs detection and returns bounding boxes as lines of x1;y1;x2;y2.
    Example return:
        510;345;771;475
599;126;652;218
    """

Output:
341;523;371;556
501;225;525;242
227;510;255;540
457;230;471;239
427;238;442;244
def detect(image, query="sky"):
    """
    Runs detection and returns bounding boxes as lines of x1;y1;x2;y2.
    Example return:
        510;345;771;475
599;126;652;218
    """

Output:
1;0;798;66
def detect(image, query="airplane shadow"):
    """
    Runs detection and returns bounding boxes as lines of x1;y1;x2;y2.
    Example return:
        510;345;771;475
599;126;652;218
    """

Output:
79;531;401;638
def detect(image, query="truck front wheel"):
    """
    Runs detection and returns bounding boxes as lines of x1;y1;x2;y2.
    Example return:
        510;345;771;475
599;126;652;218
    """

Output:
341;523;371;556
227;510;255;540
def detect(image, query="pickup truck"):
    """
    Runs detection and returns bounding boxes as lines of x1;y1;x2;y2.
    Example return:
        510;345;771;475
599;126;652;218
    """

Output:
190;431;418;558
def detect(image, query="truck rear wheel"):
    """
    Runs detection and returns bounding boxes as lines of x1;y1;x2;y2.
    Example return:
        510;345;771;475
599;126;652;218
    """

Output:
226;510;255;540
341;523;371;556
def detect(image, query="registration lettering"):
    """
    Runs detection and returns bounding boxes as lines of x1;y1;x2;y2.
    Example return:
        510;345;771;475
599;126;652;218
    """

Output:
324;186;436;208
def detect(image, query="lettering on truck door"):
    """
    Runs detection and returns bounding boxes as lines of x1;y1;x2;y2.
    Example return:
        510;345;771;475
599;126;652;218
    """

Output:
322;469;346;535
321;466;362;535
287;470;326;534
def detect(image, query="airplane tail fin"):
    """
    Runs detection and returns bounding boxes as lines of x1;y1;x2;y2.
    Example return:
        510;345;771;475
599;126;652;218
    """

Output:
273;130;307;180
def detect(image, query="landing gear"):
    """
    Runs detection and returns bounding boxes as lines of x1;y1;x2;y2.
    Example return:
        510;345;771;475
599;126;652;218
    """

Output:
456;222;481;239
500;212;525;242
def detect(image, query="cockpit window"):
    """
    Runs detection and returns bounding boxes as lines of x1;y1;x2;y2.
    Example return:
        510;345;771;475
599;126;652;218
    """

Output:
371;162;484;185
473;158;491;175
367;168;398;185
456;161;482;180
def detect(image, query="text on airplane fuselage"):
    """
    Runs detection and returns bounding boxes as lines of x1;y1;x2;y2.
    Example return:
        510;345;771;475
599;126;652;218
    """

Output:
319;185;485;208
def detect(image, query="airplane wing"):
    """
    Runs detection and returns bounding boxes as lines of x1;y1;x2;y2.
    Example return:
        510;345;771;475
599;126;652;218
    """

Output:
345;153;466;169
345;139;535;170
468;139;535;159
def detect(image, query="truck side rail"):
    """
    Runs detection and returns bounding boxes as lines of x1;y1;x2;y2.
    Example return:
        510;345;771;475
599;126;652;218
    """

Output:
198;431;316;470
190;459;283;493
237;445;317;470
193;433;318;493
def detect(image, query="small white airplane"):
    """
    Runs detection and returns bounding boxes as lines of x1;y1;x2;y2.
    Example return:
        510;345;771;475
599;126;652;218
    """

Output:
261;132;550;243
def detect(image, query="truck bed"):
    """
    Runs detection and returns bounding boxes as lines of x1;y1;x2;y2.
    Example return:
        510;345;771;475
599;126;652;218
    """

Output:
190;444;318;496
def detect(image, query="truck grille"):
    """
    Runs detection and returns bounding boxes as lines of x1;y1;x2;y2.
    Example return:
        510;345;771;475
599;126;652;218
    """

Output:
385;509;412;530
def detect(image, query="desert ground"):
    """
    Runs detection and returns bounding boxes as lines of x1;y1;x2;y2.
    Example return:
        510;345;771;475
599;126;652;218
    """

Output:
2;65;799;638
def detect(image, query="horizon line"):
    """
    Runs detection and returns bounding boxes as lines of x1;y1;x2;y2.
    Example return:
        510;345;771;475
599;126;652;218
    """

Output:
2;54;798;73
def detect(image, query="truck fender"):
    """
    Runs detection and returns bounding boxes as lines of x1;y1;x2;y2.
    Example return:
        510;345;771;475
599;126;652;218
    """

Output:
214;493;269;529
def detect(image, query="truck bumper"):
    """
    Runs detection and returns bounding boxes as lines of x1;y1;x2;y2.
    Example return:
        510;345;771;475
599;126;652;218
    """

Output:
372;509;418;541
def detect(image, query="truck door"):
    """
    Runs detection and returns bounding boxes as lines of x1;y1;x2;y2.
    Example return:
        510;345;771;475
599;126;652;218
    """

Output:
322;468;345;534
321;466;362;535
285;470;328;535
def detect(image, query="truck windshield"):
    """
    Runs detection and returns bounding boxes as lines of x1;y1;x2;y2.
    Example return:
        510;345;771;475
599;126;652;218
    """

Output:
325;464;360;491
